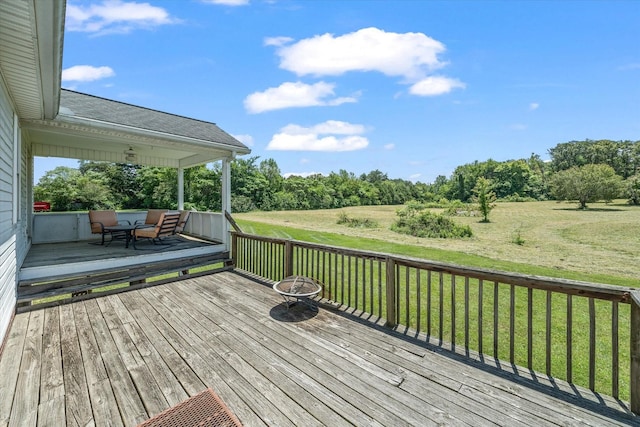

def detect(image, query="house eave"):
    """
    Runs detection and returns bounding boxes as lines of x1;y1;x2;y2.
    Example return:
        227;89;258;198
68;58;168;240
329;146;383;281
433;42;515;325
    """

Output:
0;0;65;119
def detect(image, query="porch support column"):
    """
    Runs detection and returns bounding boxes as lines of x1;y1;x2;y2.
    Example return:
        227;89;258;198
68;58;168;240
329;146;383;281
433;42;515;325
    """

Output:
177;166;184;210
221;157;232;249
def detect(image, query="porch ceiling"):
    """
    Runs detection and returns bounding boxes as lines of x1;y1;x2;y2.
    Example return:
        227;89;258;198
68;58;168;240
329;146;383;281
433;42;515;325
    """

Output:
24;119;233;168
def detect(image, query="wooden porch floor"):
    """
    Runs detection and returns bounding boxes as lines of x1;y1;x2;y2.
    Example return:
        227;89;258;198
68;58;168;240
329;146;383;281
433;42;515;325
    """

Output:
0;271;636;426
22;235;220;269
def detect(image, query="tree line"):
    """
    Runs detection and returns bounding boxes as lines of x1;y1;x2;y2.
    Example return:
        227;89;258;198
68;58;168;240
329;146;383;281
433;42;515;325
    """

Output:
34;139;640;212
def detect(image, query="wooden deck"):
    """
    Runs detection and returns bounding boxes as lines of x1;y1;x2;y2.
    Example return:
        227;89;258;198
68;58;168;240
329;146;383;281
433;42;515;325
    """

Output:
0;271;636;426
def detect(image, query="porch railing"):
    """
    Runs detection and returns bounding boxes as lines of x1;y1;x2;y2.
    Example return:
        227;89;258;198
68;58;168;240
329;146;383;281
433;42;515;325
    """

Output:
32;211;225;244
231;231;639;414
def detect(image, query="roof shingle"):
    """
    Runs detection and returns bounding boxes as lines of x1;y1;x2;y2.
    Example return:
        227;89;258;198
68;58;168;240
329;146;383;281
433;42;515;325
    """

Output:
58;89;249;152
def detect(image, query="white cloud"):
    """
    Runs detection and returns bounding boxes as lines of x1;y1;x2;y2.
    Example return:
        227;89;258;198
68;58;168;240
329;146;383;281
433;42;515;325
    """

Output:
269;27;464;97
409;173;422;181
201;0;249;5
267;120;369;152
384;143;395;150
244;81;357;113
66;0;177;34
510;123;528;131
409;76;465;96
232;134;254;147
62;65;115;82
529;102;540;111
264;36;293;47
274;27;446;81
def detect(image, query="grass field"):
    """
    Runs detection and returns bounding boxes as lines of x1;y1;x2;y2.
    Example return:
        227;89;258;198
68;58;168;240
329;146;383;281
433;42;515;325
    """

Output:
235;200;640;287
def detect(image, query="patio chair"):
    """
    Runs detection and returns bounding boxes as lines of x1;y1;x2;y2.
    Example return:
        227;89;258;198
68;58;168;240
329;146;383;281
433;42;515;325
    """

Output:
132;212;180;249
174;210;191;234
88;210;130;245
135;208;168;226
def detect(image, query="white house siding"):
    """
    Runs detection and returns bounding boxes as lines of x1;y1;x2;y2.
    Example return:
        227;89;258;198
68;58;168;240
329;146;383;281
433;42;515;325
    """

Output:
0;78;18;344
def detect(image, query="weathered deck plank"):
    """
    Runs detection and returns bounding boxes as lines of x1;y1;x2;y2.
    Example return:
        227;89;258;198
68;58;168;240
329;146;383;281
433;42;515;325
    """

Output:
9;310;44;427
59;304;93;427
0;314;29;427
0;271;636;426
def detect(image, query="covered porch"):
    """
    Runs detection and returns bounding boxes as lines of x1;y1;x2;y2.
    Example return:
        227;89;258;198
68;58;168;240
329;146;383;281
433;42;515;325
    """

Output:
1;271;635;426
22;87;251;268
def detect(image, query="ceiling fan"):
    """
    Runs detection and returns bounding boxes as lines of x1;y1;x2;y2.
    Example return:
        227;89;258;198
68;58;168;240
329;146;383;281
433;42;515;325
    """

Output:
124;147;137;163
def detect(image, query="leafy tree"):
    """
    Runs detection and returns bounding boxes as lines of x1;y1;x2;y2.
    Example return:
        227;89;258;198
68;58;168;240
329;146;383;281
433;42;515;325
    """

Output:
34;166;115;211
625;175;640;205
138;167;178;209
79;161;142;208
549;164;624;209
548;139;640;178
472;177;497;222
231;157;270;210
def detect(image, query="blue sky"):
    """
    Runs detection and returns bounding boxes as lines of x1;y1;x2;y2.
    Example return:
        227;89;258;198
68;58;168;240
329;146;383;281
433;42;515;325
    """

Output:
36;0;640;184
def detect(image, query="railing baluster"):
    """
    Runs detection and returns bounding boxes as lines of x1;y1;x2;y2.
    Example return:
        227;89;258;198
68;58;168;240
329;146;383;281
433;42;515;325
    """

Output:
356;258;367;312
567;294;573;383
612;301;619;399
416;269;421;334
478;279;483;356
528;287;533;369
547;290;552;376
589;297;596;391
377;260;382;319
406;267;411;327
493;282;499;359
340;254;345;305
465;277;470;355
438;272;444;343
510;284;515;364
348;255;352;307
427;271;432;338
354;255;358;309
451;274;456;349
370;259;374;316
385;257;396;327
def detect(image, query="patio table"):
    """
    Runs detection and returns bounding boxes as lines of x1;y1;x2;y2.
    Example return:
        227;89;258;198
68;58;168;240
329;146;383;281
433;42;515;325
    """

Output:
103;224;152;248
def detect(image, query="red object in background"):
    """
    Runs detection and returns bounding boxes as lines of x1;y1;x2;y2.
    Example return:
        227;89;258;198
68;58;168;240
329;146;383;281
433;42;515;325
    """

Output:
33;201;50;212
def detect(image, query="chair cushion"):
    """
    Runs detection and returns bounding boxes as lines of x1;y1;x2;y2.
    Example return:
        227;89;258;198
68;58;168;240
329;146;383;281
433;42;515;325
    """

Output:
89;210;118;233
144;209;168;225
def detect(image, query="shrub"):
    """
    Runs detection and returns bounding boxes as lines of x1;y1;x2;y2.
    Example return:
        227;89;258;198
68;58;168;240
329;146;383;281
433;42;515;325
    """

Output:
391;206;473;238
511;226;525;245
444;200;478;217
337;212;378;228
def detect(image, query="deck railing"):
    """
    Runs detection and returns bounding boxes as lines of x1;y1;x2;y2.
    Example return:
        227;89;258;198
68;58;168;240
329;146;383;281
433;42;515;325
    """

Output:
231;231;639;414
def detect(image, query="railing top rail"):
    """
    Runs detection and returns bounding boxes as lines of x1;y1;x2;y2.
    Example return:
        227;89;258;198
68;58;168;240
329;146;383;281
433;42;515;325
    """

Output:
232;231;637;303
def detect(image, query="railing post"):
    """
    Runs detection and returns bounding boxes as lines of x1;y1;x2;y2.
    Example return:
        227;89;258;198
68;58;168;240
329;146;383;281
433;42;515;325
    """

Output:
230;232;238;269
284;240;294;277
631;291;640;415
385;256;396;328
